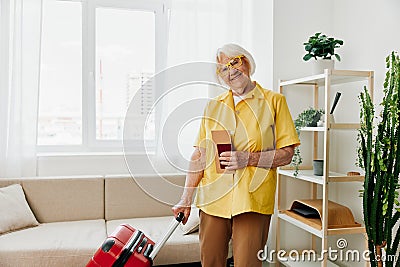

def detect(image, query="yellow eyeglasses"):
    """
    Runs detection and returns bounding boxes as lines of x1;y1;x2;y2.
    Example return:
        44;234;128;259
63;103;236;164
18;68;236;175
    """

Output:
216;55;245;76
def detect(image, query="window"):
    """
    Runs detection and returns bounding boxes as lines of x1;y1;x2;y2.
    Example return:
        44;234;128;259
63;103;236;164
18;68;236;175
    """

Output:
37;0;167;152
38;0;82;145
95;8;155;141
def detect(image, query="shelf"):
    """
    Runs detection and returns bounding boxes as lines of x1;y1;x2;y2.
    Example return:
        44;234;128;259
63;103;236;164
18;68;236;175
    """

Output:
299;123;361;132
278;211;322;237
300;127;325;132
327;226;366;235
328;175;364;182
280;73;325;86
278;169;325;184
278;169;364;184
279;69;373;87
278;210;365;237
330;123;360;130
278;257;339;267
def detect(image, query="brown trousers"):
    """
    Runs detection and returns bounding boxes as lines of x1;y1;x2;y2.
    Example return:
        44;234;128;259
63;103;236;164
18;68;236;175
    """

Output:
199;210;271;267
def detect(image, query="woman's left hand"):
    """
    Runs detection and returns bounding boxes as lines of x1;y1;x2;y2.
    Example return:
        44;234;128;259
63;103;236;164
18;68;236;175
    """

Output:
219;151;250;170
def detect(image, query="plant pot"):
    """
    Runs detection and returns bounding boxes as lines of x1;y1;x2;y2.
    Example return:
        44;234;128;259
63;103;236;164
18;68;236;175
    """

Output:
311;59;335;75
306;113;322;127
313;159;324;176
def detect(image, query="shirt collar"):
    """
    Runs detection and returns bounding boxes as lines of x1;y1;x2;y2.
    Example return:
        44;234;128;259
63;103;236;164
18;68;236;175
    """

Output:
218;82;264;102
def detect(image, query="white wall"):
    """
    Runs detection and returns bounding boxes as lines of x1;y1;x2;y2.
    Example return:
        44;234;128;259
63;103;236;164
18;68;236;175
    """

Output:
37;154;129;176
272;0;335;260
331;1;400;266
273;0;400;266
251;0;274;90
333;0;400;103
273;0;334;91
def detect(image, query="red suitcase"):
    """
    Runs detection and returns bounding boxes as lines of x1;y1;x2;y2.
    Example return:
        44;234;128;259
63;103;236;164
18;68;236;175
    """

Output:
87;213;184;267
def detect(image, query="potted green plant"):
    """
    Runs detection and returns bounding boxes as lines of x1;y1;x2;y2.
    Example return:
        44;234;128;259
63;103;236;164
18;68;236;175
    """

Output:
303;32;344;74
357;51;400;267
291;107;325;176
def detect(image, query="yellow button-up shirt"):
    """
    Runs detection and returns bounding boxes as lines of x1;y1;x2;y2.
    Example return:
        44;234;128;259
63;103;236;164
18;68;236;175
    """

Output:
194;83;300;218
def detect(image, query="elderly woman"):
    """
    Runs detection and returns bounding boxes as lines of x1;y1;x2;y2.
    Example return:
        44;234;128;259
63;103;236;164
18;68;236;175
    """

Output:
172;44;300;267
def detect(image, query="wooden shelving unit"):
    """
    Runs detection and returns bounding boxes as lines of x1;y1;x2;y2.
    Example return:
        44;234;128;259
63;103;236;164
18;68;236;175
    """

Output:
275;69;374;267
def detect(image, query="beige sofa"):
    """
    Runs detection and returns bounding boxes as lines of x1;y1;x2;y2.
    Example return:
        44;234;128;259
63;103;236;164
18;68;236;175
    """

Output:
0;174;200;267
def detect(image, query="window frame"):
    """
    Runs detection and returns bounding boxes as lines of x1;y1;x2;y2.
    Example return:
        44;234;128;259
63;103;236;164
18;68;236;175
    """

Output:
37;0;168;153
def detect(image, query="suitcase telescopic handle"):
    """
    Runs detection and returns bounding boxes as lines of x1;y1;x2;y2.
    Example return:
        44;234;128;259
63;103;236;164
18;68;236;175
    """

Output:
176;212;184;222
148;212;184;260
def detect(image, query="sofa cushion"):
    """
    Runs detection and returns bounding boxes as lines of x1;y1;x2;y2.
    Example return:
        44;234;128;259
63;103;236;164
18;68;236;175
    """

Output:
106;216;200;266
0;184;39;235
104;174;185;220
0;219;106;267
0;176;105;223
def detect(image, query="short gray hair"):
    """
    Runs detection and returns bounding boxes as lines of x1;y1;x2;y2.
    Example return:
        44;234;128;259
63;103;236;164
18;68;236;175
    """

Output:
216;43;256;76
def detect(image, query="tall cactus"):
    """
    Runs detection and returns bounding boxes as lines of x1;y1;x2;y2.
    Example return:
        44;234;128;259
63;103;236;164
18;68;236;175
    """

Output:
358;51;400;267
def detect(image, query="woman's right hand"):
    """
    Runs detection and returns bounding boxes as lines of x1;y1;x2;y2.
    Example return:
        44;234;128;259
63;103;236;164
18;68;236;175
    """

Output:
172;198;191;225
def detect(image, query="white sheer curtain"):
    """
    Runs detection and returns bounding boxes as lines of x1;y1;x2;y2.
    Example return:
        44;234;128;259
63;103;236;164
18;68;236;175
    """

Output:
0;0;43;177
153;0;255;172
166;0;253;66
